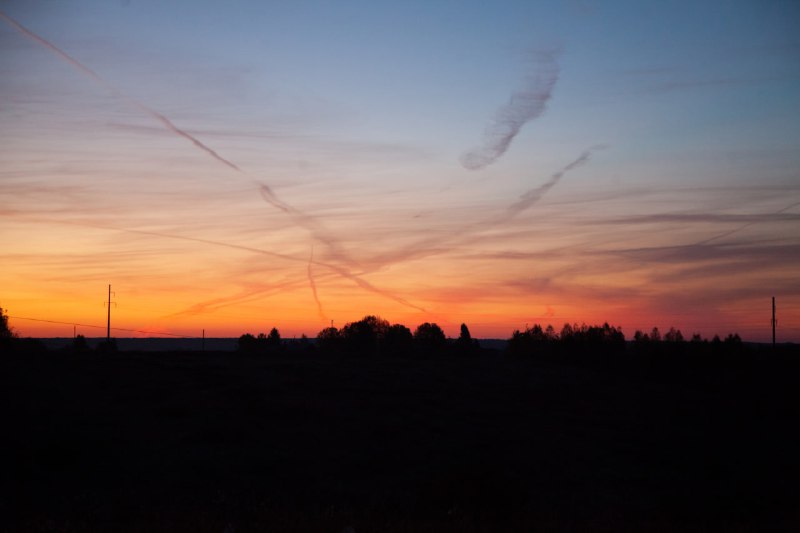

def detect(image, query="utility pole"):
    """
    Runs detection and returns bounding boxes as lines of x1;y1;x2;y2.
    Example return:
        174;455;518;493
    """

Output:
772;296;777;349
105;284;116;341
202;329;205;352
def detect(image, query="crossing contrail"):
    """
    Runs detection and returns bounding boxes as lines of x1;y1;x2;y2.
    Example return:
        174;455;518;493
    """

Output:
0;10;355;262
0;212;427;313
1;10;426;310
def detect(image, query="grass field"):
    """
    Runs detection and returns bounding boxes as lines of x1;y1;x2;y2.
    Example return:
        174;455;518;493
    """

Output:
3;349;799;531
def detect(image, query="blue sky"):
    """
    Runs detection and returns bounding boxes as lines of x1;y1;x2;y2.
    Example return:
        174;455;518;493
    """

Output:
2;0;799;340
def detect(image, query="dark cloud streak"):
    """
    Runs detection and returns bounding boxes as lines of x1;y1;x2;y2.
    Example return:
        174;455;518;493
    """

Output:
460;50;560;170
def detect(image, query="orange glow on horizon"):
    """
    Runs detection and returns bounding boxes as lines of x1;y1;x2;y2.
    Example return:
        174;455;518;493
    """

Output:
2;6;799;345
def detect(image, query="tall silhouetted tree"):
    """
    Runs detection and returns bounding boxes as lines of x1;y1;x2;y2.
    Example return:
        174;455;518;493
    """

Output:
455;322;479;355
413;322;446;355
267;327;282;348
459;323;472;343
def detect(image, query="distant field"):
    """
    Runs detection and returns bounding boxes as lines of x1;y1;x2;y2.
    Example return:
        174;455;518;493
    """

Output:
3;350;799;531
35;337;511;352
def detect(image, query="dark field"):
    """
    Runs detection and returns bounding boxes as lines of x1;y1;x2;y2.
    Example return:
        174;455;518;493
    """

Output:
3;349;800;531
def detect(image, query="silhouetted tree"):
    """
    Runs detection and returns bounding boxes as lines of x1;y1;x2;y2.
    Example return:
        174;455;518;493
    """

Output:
508;323;556;357
238;333;259;354
650;327;661;342
316;326;343;354
459;323;472;343
455;323;480;355
413;322;446;355
267;327;282;350
341;315;390;356
509;322;623;358
0;307;46;354
0;306;15;350
664;327;684;343
238;330;282;355
724;333;742;344
384;323;413;356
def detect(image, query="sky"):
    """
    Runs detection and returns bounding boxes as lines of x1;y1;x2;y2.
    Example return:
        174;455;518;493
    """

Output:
1;0;799;341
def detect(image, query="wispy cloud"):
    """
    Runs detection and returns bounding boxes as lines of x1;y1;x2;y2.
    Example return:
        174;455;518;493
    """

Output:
460;50;560;170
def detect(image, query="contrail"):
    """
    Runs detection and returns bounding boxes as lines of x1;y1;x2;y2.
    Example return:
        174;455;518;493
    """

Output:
460;50;560;170
694;200;800;246
321;261;427;313
0;11;242;173
0;10;411;309
163;277;313;319
3;212;427;313
257;183;353;266
503;148;595;219
307;247;328;323
97;223;425;312
361;147;601;271
0;10;355;261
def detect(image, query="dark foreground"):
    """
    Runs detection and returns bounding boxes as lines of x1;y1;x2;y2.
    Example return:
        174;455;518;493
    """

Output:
3;349;799;532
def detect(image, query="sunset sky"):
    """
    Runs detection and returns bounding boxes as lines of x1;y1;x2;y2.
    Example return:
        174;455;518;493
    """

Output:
2;1;799;341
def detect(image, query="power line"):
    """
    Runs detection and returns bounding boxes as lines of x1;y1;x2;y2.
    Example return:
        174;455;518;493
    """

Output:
8;315;195;338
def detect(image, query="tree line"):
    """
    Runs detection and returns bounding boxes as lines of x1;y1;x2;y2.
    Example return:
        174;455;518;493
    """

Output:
238;315;479;357
0;306;756;358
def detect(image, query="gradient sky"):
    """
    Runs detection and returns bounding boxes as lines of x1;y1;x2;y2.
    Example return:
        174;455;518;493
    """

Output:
2;0;799;341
